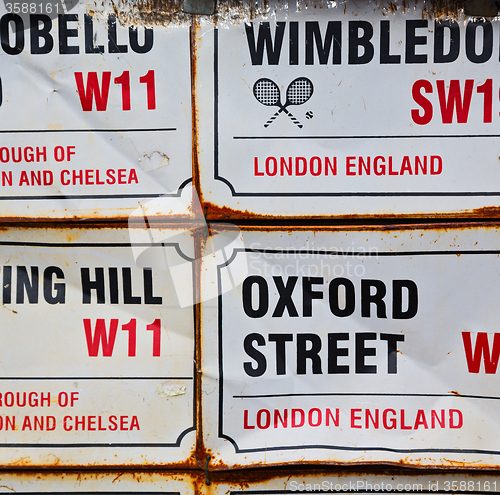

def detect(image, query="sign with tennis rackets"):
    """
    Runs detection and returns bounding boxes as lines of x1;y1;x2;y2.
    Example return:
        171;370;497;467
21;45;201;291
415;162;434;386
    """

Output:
196;2;500;218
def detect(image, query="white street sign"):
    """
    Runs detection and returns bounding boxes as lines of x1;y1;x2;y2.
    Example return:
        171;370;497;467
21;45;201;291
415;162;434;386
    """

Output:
0;226;196;466
197;2;500;217
0;2;192;218
202;225;500;467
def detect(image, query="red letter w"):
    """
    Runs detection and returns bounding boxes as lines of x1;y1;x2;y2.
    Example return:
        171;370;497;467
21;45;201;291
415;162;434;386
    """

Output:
462;331;500;373
437;79;474;123
84;319;118;357
74;72;111;111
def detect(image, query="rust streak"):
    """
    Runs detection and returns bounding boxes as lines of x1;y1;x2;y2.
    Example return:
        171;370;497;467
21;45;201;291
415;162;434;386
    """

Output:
191;16;208;472
203;201;500;222
470;206;500;218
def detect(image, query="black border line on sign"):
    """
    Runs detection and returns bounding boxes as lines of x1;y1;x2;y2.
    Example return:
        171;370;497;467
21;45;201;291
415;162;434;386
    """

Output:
233;392;500;400
0;129;176;134
0;241;196;449
213;29;500;198
217;247;500;455
0;377;193;381
0;177;193;201
234;135;500;140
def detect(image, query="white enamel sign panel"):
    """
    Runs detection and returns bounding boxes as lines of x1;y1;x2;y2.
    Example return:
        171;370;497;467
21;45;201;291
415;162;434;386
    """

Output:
197;2;500;217
0;472;195;493
207;472;500;495
202;225;500;467
0;2;192;218
0;227;196;466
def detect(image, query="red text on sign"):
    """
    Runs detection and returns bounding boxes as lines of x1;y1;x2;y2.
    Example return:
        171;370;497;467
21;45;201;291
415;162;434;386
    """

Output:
350;408;463;429
74;71;156;111
244;408;339;429
84;318;162;357
60;168;138;185
462;331;500;373
62;415;140;431
345;155;442;176
412;79;495;124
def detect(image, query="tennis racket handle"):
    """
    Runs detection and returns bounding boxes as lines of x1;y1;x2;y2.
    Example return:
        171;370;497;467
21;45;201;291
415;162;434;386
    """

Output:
264;107;303;128
283;108;303;128
264;108;282;127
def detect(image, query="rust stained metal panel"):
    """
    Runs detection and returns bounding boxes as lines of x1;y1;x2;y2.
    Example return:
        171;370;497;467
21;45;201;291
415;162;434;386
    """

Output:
0;226;197;467
195;1;500;220
200;223;500;469
2;470;500;495
0;471;198;492
0;1;193;220
2;469;500;495
202;470;500;495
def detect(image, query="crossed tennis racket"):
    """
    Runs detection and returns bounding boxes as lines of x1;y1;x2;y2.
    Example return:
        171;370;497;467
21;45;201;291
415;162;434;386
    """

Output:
253;77;314;128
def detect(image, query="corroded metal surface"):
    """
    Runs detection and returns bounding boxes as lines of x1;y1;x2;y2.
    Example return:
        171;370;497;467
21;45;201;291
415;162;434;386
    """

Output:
0;1;193;220
203;469;500;493
2;0;500;479
0;471;200;491
3;222;500;469
195;0;500;219
201;223;500;469
0;226;197;467
2;0;500;219
1;468;500;492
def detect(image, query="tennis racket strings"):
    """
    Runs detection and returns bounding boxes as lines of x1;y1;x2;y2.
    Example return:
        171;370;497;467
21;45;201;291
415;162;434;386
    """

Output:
287;77;314;105
253;78;281;106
